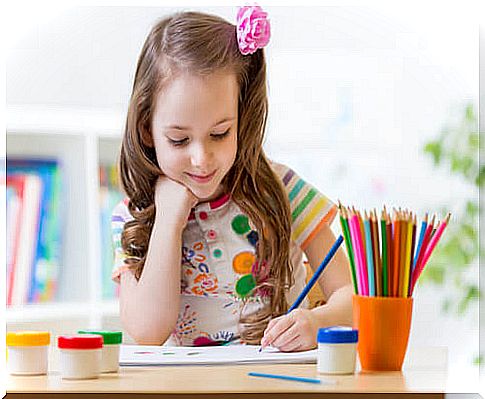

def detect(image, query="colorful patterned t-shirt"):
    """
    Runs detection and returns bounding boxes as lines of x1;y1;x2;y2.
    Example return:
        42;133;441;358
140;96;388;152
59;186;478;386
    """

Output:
111;162;337;346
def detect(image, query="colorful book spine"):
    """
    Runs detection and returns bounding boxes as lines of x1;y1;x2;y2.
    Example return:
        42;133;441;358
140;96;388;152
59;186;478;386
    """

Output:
6;158;63;305
99;164;123;299
7;174;42;305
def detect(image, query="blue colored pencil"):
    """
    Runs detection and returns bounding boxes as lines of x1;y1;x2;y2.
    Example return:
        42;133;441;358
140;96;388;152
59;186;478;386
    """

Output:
248;372;322;384
259;235;344;352
288;235;344;311
412;214;427;272
364;214;375;296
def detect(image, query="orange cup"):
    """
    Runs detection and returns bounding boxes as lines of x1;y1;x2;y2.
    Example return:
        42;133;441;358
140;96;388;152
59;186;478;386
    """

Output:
352;295;413;372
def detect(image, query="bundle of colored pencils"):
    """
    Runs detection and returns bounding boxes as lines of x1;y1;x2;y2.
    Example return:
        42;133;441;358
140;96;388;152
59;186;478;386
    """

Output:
338;202;451;297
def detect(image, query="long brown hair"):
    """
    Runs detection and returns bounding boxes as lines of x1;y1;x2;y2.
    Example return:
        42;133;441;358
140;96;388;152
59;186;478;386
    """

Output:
119;10;293;344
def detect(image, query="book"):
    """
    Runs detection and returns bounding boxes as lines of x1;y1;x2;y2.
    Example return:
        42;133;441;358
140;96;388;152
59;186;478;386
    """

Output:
99;164;123;299
6;174;42;306
119;344;317;366
5;181;22;306
6;158;63;304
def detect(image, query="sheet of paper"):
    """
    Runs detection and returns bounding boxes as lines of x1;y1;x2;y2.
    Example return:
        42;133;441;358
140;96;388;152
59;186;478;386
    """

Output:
119;344;317;366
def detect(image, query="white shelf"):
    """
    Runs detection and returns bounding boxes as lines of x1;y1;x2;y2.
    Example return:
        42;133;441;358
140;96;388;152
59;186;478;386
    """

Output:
7;105;125;138
6;105;123;327
6;300;119;323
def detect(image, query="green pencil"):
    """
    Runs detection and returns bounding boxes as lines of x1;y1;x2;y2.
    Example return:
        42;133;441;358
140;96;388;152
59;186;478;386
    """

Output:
338;202;358;295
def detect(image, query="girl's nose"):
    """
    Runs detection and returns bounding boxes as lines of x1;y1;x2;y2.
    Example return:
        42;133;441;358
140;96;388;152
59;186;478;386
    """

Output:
190;143;213;168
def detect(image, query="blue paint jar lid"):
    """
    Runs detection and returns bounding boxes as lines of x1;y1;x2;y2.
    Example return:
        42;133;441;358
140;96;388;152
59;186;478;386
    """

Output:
317;327;358;344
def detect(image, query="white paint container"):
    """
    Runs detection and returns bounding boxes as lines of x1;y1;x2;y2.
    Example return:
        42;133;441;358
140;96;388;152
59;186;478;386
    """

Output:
57;334;103;379
317;326;358;375
7;331;50;375
78;330;122;373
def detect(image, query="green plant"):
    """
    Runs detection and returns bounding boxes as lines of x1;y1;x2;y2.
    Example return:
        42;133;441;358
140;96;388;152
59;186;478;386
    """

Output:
421;102;481;365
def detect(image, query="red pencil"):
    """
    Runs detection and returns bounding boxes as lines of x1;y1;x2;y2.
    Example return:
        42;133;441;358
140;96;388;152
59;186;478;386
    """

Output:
413;214;435;283
410;213;451;294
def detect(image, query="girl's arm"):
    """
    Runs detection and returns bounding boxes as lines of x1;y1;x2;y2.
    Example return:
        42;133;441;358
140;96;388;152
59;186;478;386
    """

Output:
261;224;353;351
119;216;184;345
119;177;197;345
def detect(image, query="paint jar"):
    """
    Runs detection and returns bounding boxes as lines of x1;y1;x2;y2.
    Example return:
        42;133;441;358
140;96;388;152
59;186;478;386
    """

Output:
6;331;50;375
57;335;103;379
317;326;358;375
78;330;122;373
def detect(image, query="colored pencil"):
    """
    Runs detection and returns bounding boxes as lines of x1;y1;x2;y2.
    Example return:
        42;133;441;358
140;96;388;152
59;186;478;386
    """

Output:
380;208;388;297
354;211;369;296
407;214;417;297
364;212;375;296
385;209;393;297
288;235;344;311
412;213;428;273
259;235;344;351
248;372;322;385
422;213;451;267
410;213;451;294
338;202;358;294
392;210;401;297
356;209;367;270
339;203;449;299
349;211;366;295
402;213;413;297
371;210;381;296
398;211;408;297
413;215;435;284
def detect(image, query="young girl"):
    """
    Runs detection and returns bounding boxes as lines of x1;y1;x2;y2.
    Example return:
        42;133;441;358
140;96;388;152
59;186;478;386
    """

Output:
111;6;353;352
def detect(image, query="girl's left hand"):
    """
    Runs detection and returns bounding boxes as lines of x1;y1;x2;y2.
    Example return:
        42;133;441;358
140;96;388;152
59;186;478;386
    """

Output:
260;308;319;352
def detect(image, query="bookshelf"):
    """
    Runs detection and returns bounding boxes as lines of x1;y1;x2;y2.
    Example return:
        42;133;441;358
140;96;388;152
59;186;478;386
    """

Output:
6;105;124;333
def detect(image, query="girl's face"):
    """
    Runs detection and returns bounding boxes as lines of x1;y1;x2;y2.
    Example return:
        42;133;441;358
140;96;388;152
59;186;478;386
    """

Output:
151;71;239;202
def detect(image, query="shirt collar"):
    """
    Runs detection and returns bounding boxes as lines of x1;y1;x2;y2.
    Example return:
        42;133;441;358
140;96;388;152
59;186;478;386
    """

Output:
188;193;231;220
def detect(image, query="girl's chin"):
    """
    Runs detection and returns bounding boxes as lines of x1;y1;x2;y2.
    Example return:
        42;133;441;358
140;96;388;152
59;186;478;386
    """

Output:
187;183;224;203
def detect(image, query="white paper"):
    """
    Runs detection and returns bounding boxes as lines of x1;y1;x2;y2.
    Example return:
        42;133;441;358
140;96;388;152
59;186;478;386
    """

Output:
119;344;317;366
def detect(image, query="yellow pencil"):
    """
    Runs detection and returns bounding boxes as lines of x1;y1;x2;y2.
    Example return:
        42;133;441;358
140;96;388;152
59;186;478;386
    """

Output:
402;212;414;297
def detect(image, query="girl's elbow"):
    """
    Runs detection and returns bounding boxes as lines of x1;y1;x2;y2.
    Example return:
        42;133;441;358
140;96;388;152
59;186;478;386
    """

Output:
129;328;171;346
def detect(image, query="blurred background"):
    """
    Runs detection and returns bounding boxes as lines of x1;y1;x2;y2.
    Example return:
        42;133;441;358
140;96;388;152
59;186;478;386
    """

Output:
5;5;481;378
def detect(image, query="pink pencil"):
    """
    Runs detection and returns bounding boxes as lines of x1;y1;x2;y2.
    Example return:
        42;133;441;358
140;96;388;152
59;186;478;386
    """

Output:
349;212;364;295
410;213;450;294
351;212;368;296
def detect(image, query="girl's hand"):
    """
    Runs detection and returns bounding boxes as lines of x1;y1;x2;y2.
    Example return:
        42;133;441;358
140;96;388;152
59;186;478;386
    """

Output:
260;309;319;352
154;175;198;228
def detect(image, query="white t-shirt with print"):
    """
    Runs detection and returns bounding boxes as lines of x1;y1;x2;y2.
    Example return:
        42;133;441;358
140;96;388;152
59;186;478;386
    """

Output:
111;162;337;346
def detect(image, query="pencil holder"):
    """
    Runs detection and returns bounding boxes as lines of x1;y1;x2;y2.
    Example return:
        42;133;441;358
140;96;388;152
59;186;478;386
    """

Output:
352;295;413;372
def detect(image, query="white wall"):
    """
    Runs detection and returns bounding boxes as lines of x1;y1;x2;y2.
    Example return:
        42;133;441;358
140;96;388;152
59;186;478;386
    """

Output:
6;5;480;378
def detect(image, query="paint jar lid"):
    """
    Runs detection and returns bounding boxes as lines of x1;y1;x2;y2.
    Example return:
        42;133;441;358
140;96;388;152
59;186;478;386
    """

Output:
58;335;103;349
318;327;358;344
7;331;50;346
77;330;122;345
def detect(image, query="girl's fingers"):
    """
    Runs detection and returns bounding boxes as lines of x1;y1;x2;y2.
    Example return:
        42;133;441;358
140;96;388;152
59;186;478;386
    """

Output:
261;313;295;347
271;323;300;349
278;334;302;352
264;315;283;334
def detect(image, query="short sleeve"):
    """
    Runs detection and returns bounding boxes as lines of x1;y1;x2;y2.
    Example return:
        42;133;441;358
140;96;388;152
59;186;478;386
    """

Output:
111;198;135;284
272;162;337;250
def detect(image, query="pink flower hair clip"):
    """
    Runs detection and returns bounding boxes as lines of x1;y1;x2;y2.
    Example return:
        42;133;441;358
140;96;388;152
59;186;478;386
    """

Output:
236;4;271;55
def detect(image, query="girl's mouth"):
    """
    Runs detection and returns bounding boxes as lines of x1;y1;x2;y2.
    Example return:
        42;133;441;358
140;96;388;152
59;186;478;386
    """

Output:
186;170;217;184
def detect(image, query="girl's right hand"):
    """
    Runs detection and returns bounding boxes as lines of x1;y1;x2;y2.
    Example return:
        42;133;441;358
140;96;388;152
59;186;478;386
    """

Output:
154;175;198;228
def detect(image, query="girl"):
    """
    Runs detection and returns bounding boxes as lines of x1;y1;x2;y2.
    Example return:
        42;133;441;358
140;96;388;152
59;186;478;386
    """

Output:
111;6;353;352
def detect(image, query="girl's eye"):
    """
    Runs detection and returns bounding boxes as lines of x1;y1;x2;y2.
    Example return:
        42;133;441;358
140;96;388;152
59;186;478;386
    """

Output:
211;130;230;140
168;130;230;147
168;138;188;147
